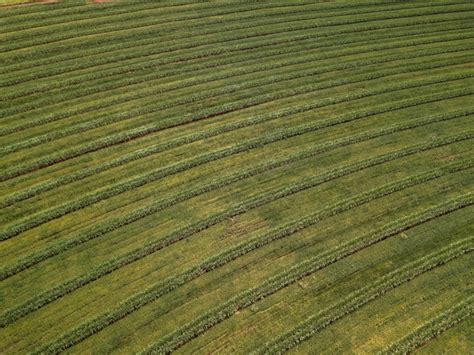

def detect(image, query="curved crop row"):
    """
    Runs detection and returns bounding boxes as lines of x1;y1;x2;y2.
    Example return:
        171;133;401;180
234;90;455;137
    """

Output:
2;85;471;242
1;132;469;325
2;32;471;128
3;19;470;101
3;10;472;88
1;114;471;280
1;2;460;78
139;195;473;354
3;3;467;56
380;296;473;354
27;164;470;354
2;71;472;184
6;2;428;48
1;2;295;33
1;3;315;44
255;236;474;355
2;87;470;210
3;46;472;153
6;1;453;42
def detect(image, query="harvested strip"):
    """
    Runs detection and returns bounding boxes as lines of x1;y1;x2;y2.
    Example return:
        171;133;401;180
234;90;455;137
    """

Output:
254;237;474;355
380;296;474;354
1;132;469;325
139;195;473;354
31;167;473;354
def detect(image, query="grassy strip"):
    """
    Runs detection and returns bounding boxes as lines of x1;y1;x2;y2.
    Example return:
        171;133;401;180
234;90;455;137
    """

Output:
2;83;471;210
28;164;470;354
380;296;474;354
3;4;466;55
140;195;473;354
3;20;470;101
3;46;472;153
1;2;329;51
0;2;450;71
3;11;472;87
6;2;448;43
1;133;469;325
1;87;471;242
7;2;420;48
255;237;474;355
1;121;471;279
2;33;471;129
1;71;472;184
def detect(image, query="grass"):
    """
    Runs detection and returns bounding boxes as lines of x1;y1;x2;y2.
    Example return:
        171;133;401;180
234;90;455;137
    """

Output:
0;1;473;354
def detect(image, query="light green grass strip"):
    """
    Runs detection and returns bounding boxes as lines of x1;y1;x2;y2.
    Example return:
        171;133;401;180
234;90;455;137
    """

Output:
380;296;474;354
254;237;474;355
30;161;472;354
1;132;469;326
137;195;473;354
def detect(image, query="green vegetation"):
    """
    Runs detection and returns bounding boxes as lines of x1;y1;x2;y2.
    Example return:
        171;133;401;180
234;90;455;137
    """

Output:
0;1;472;354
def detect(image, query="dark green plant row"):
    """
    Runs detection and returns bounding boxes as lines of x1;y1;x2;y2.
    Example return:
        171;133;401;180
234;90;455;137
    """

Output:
3;46;471;155
1;110;471;281
4;1;438;39
2;18;470;100
2;81;471;212
2;70;471;186
2;82;471;242
3;2;459;56
5;2;416;49
2;2;306;43
29;163;470;354
1;132;469;326
2;2;457;76
380;296;473;354
2;32;471;128
255;236;474;355
1;2;287;32
3;10;472;88
141;195;473;354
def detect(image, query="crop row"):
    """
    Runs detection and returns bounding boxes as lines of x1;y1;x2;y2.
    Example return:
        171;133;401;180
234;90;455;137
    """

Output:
3;46;471;154
2;2;458;76
256;236;474;355
0;0;406;25
1;113;471;280
2;2;312;44
3;87;468;212
3;3;464;58
140;195;473;354
2;84;472;241
3;11;472;88
380;296;473;354
2;71;472;186
5;1;444;40
5;2;420;48
5;23;468;107
27;164;469;354
3;32;471;128
1;2;278;32
3;17;471;101
1;132;469;325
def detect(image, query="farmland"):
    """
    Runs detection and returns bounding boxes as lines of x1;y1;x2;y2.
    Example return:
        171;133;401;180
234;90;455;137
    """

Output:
0;1;473;354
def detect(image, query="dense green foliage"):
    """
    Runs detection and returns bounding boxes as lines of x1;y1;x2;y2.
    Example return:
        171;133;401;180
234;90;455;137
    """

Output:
0;1;472;354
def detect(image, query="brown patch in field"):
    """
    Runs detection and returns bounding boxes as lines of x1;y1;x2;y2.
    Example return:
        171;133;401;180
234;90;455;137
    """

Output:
224;216;267;239
1;0;59;8
92;0;115;3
